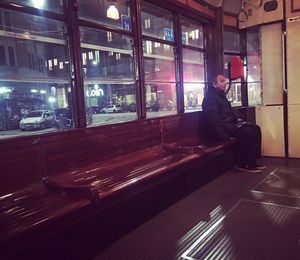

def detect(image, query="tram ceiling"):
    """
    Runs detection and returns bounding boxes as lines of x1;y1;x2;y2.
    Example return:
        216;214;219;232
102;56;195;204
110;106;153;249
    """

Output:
201;0;264;15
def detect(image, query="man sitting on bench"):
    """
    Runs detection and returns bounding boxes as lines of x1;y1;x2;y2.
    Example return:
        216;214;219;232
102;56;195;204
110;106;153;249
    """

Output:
202;74;265;173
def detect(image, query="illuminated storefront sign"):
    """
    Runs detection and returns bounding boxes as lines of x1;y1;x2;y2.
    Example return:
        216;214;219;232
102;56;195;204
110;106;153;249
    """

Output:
86;85;104;97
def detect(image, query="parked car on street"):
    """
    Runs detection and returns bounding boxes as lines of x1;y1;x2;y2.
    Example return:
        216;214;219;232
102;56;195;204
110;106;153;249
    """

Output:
100;104;122;113
19;110;54;131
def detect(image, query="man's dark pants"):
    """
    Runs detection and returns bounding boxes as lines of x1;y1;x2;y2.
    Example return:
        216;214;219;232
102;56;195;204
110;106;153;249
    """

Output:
233;124;262;166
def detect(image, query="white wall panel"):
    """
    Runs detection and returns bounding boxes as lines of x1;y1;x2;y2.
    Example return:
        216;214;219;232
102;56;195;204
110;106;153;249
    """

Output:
287;21;300;105
286;17;300;158
256;106;284;157
239;0;283;29
261;23;283;105
288;104;300;158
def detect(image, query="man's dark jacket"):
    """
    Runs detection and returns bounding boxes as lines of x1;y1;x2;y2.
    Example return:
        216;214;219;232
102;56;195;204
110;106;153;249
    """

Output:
202;86;238;141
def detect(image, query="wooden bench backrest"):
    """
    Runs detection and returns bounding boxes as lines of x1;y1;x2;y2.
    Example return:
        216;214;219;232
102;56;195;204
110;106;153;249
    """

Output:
0;112;205;195
162;112;203;143
0;137;46;197
45;119;162;176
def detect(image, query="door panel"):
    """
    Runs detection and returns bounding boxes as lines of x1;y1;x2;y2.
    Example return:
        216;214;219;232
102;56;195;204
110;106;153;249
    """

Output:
256;106;284;157
261;23;283;105
287;20;300;157
288;105;300;158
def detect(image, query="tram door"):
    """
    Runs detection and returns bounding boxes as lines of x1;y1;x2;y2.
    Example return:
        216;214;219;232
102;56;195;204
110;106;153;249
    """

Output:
286;18;300;158
255;23;285;157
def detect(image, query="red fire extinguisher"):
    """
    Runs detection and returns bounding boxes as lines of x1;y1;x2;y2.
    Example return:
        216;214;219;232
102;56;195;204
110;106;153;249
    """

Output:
229;56;244;80
226;56;245;94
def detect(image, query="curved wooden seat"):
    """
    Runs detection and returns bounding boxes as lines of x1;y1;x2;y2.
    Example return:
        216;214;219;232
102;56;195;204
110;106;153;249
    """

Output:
0;112;237;259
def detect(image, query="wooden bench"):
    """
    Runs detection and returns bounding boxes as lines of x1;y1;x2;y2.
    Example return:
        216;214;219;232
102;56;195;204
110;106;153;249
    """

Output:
0;112;237;259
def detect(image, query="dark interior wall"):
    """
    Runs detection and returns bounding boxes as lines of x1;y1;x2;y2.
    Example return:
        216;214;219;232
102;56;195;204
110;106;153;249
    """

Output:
223;0;241;14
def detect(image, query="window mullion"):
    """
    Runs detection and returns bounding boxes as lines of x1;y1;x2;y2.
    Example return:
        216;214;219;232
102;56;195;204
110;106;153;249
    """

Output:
132;0;146;119
174;13;184;113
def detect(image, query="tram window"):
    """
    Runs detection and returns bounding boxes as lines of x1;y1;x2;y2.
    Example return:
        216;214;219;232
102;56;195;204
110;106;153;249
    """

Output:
80;27;137;126
248;82;261;105
141;1;174;42
143;40;177;117
224;55;242;106
8;46;15;66
224;31;240;53
181;18;204;48
78;0;132;31
182;49;205;111
247;54;261;82
0;9;74;138
6;0;63;13
0;45;6;65
247;29;262;105
226;81;242;107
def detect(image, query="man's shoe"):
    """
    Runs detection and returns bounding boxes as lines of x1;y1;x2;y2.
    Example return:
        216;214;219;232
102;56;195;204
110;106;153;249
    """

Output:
237;165;262;174
252;163;266;170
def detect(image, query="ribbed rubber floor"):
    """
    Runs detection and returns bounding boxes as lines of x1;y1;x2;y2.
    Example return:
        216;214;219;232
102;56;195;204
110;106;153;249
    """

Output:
94;159;300;260
180;200;300;260
252;167;300;198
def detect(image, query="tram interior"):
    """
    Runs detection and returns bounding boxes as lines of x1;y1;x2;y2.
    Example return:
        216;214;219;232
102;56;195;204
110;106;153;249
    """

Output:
0;0;300;259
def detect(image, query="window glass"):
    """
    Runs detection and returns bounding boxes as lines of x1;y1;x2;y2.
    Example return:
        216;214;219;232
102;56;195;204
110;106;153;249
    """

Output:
247;29;260;53
4;0;63;13
184;82;204;111
224;54;245;82
181;18;203;48
247;54;261;82
183;49;204;82
182;49;204;111
143;40;176;117
80;27;137;125
78;0;132;31
0;9;73;138
224;55;242;106
247;29;261;105
224;31;240;53
226;81;242;106
248;82;261;105
141;1;174;42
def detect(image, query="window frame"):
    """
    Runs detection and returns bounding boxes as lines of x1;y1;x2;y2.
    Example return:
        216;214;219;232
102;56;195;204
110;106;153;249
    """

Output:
0;0;211;139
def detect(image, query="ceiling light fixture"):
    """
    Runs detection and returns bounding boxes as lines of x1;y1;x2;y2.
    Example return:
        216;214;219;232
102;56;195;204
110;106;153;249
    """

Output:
107;4;120;20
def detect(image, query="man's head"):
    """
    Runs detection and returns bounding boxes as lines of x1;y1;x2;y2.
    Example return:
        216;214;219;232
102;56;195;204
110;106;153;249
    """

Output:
213;74;227;92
